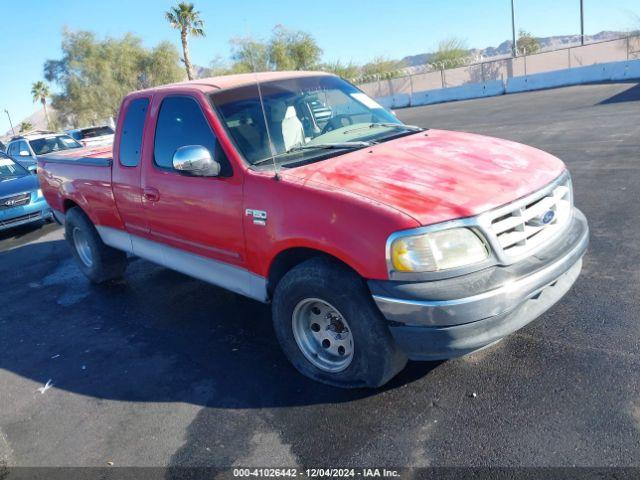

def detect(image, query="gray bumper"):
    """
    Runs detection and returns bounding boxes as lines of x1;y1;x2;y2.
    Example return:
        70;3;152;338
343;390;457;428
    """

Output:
369;208;588;360
0;209;52;231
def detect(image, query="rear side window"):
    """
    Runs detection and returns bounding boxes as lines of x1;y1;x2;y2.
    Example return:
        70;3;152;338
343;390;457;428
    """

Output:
119;98;149;167
18;141;31;155
153;96;230;175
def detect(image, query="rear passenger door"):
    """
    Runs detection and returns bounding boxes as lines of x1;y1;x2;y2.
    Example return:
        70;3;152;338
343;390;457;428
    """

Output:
141;94;245;267
112;96;150;235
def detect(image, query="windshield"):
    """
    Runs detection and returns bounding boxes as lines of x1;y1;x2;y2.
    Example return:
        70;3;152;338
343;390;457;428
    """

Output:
210;75;413;166
0;154;28;180
29;135;83;156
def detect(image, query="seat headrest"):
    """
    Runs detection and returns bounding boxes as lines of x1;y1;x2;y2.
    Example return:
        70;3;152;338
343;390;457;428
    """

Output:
269;101;288;122
284;106;298;119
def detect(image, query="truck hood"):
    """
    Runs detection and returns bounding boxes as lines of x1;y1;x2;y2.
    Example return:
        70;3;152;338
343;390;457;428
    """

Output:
0;174;38;197
283;129;566;226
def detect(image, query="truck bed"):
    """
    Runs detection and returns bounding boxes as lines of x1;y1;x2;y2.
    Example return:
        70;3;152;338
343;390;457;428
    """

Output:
38;145;122;229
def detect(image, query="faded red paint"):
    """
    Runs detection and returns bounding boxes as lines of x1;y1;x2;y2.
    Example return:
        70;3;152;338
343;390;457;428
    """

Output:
39;75;567;282
46;144;113;159
283;129;565;226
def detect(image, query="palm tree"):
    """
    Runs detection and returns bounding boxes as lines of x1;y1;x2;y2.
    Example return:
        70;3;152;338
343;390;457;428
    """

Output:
31;81;51;129
19;121;33;133
165;2;205;80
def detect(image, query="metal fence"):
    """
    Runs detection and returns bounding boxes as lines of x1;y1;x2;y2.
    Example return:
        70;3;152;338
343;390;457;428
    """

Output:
358;35;640;106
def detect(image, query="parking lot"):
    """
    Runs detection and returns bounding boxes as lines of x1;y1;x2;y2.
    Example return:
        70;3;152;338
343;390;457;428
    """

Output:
1;81;639;469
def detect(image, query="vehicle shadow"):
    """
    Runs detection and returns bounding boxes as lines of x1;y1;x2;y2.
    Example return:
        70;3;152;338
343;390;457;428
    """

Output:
598;82;640;105
1;239;441;412
0;221;56;248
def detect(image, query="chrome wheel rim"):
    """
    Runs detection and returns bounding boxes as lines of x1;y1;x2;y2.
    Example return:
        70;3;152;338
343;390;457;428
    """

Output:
292;298;354;372
72;227;93;267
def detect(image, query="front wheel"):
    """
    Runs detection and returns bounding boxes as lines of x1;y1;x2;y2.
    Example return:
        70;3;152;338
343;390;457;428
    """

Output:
272;257;407;388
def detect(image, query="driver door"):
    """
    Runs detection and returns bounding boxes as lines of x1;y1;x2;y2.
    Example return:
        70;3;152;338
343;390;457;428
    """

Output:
140;93;245;267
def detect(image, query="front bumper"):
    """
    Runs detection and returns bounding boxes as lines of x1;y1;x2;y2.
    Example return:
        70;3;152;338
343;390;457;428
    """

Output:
0;197;52;231
369;208;589;360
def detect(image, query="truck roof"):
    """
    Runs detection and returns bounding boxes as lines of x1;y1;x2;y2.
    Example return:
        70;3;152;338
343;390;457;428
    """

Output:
134;70;334;95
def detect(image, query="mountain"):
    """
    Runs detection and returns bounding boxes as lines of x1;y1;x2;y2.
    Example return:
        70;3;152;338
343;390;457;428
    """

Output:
401;31;629;67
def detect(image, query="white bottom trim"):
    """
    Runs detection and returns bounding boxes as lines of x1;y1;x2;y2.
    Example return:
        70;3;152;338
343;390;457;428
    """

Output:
96;226;268;302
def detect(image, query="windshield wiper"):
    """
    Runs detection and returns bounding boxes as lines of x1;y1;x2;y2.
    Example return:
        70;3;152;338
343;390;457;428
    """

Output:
342;123;424;135
251;141;374;167
286;141;374;153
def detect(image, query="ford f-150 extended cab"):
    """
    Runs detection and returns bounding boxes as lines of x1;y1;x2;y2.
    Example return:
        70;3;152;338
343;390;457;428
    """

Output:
39;71;589;388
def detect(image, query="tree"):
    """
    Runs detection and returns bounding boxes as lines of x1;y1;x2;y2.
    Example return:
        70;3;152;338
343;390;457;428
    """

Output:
230;37;270;72
429;38;469;69
320;60;361;81
360;57;405;80
517;30;540;55
268;25;322;70
44;29;184;127
165;2;205;80
227;25;322;73
202;56;232;76
31;81;51;129
19;121;33;133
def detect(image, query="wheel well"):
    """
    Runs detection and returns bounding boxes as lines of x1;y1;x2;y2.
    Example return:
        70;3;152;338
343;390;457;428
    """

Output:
62;199;80;213
267;247;355;297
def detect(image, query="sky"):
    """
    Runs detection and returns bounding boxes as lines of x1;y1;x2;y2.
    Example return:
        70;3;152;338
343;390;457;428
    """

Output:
1;0;638;134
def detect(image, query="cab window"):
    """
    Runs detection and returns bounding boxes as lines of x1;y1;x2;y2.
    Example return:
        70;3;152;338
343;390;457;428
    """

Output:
119;98;149;167
153;96;230;176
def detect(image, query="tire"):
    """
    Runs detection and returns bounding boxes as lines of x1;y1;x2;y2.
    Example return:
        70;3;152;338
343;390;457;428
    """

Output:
272;257;407;388
64;207;127;284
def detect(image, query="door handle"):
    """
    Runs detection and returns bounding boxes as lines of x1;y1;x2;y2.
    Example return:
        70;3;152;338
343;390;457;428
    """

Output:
143;187;160;202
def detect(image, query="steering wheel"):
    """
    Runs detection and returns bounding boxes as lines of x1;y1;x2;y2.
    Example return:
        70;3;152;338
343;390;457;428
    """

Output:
321;114;354;135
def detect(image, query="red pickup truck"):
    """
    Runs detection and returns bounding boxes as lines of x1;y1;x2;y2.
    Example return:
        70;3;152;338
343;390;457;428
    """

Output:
39;71;588;388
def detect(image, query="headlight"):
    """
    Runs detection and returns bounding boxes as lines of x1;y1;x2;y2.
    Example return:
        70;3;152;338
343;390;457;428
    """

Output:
390;228;489;273
36;189;43;198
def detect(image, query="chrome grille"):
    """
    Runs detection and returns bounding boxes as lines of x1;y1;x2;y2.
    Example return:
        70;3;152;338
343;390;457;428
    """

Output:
0;192;31;210
479;174;573;262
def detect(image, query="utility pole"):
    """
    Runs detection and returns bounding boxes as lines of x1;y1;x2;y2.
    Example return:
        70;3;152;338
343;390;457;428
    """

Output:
580;0;585;46
4;109;15;136
511;0;518;57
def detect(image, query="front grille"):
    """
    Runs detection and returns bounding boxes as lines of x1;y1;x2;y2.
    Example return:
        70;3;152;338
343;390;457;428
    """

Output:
480;174;573;262
0;212;41;227
0;192;31;210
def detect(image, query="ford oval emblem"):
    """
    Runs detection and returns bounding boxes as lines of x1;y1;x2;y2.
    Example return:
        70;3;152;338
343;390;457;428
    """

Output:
542;210;555;224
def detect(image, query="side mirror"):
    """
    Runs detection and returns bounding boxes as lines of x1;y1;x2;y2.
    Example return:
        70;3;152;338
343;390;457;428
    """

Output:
172;145;220;177
27;164;37;175
19;150;30;157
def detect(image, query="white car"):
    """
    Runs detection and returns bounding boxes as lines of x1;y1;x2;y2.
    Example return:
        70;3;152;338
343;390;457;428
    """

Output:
67;125;115;148
5;132;84;168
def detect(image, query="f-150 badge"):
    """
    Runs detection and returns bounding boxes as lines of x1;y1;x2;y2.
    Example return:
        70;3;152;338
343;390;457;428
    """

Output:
245;209;267;226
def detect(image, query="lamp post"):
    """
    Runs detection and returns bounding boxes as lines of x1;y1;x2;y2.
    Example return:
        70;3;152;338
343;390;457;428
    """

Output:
511;0;518;57
4;109;15;136
580;0;585;46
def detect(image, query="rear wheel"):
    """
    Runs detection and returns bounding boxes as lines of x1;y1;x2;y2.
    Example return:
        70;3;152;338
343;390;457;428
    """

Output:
65;207;127;283
272;257;407;388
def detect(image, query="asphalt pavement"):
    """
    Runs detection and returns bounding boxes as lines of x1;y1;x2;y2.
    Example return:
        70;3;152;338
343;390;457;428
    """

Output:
1;81;639;471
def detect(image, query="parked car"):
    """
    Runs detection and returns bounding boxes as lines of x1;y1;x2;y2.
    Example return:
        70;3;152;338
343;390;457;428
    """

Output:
67;125;115;148
39;71;589;388
5;132;85;168
0;140;6;152
0;152;52;231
